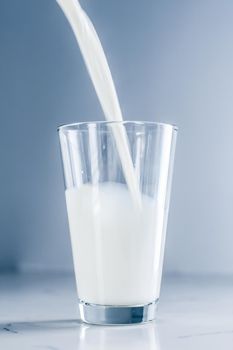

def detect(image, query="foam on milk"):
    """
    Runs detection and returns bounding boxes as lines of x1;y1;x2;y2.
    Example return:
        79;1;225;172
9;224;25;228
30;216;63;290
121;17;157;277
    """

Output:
65;183;162;305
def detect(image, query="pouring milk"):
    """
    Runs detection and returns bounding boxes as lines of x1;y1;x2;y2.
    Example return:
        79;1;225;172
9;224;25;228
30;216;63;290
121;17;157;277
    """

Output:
56;0;162;305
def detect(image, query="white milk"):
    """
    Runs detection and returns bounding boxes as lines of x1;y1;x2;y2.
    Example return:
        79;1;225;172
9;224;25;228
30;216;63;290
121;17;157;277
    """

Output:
56;0;141;206
65;182;162;305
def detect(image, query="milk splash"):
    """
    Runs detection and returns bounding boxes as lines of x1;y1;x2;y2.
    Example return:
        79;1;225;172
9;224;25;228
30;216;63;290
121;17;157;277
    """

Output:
56;0;141;205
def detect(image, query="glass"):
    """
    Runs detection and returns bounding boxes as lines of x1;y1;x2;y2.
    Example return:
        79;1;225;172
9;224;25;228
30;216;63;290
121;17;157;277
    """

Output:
58;121;177;325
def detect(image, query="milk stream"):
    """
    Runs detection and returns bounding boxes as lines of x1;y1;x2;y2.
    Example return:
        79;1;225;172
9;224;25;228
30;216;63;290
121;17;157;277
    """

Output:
56;0;141;206
65;183;161;305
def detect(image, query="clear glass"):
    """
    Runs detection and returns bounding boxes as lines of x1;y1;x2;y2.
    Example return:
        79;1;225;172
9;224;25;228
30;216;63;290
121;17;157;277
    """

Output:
58;121;177;325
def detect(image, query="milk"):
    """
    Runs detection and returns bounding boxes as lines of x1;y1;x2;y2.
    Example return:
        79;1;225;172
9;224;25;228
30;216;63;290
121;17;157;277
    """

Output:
65;182;162;305
56;0;141;206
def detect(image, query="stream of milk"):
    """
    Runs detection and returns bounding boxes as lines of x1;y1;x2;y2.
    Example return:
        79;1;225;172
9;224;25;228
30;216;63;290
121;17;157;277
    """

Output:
56;0;141;205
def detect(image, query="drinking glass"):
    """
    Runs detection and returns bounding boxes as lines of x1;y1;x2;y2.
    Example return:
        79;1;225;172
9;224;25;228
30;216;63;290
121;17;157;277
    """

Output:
58;121;177;325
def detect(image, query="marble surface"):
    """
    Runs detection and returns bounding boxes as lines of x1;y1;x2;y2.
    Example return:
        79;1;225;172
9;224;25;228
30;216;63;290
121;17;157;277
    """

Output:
0;273;233;349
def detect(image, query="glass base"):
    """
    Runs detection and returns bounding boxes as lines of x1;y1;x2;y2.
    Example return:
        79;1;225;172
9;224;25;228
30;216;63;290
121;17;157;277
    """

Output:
79;299;158;325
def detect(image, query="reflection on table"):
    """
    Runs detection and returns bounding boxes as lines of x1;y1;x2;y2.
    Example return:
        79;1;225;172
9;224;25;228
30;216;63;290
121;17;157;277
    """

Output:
77;322;160;350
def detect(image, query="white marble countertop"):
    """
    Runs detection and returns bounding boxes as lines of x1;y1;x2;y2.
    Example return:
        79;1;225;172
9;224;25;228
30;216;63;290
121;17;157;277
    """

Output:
0;273;233;349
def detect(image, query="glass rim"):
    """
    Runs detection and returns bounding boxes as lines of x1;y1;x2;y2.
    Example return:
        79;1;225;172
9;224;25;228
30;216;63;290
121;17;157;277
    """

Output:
57;120;178;132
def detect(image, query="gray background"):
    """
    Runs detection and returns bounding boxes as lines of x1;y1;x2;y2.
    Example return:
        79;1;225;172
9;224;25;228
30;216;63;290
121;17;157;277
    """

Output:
0;0;232;275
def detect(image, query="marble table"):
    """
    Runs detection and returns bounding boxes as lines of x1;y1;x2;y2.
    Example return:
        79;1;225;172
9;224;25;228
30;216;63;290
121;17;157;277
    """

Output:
0;273;232;349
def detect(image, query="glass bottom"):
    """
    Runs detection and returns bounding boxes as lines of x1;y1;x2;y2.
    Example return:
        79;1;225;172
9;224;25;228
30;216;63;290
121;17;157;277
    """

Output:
79;299;158;325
